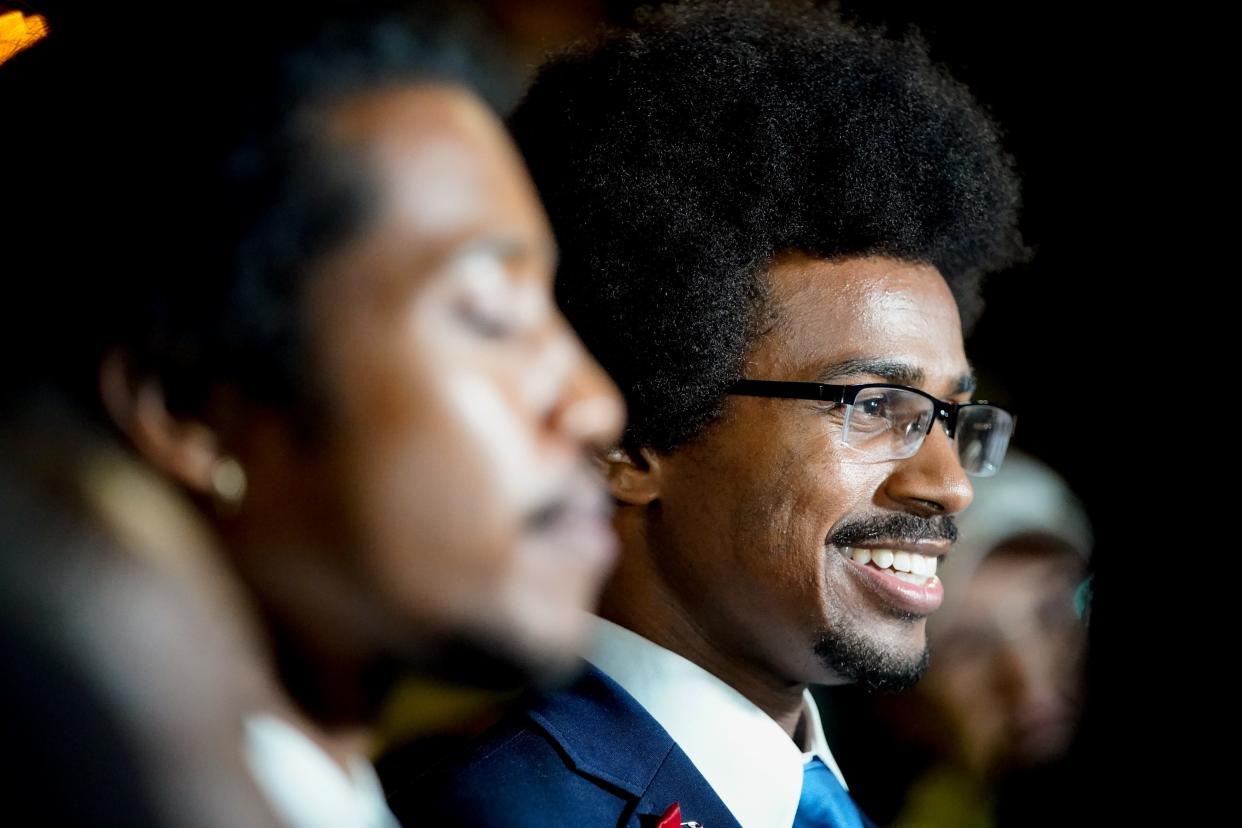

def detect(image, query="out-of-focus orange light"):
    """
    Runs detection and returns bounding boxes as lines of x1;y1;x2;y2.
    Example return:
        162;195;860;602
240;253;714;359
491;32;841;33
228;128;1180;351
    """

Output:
0;11;49;67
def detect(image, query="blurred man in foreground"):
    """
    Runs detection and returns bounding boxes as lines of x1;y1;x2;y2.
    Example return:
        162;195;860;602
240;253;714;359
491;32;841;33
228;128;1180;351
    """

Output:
0;2;622;824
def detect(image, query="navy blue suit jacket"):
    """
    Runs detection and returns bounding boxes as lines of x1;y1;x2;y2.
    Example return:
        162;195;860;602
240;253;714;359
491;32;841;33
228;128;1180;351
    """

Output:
383;663;877;828
385;663;740;826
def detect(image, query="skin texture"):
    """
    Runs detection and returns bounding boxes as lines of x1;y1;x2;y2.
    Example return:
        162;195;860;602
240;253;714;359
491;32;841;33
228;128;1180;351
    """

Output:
600;253;975;736
118;84;624;725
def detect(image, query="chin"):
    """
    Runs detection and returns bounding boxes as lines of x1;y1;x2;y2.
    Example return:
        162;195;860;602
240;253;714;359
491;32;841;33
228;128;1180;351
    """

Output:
496;612;591;687
812;623;932;695
448;606;590;689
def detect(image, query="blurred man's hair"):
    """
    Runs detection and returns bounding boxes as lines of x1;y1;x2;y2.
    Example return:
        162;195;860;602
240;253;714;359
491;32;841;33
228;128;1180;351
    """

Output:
1;1;510;428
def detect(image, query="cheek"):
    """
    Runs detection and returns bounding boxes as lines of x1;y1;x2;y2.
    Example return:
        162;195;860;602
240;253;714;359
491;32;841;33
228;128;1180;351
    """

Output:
441;373;545;504
354;375;601;653
336;365;542;627
745;468;840;620
348;417;517;624
308;263;566;625
361;303;595;624
750;439;878;572
666;426;847;605
745;445;899;639
925;663;1005;745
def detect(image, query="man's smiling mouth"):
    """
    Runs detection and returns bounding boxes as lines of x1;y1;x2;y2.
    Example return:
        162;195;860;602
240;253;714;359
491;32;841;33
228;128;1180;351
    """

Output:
835;544;947;614
838;546;940;585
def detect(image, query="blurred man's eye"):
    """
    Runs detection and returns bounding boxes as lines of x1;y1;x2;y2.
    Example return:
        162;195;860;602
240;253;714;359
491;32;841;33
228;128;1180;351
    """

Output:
454;301;518;340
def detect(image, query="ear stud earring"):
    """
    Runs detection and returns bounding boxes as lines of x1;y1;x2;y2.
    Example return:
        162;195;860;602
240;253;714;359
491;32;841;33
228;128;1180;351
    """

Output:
210;455;247;513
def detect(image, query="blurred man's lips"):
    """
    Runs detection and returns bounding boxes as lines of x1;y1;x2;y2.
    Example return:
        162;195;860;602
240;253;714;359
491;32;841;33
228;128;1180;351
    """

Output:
526;486;617;570
833;540;947;615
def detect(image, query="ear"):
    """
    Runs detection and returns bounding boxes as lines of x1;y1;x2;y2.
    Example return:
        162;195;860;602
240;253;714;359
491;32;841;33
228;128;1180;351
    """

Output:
601;445;662;506
99;350;222;496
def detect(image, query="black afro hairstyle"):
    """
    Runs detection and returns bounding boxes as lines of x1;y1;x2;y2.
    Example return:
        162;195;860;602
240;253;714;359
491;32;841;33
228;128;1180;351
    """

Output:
510;0;1027;453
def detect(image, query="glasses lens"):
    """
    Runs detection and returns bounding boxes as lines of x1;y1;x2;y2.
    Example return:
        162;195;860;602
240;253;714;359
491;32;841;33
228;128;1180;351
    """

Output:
956;405;1015;477
843;387;934;461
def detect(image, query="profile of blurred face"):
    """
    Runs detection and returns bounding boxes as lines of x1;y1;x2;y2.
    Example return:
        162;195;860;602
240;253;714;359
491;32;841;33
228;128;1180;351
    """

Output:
212;84;625;692
918;540;1087;774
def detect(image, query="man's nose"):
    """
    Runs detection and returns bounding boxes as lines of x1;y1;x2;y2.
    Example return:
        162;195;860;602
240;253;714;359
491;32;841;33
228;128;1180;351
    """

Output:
544;325;625;452
879;417;974;517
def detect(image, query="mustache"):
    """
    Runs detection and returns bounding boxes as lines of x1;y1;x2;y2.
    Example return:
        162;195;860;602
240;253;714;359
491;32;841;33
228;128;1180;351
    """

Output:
524;465;612;532
828;513;958;548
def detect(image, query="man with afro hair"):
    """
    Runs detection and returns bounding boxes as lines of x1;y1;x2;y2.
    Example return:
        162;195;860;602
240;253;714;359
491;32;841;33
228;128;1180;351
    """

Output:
383;2;1026;826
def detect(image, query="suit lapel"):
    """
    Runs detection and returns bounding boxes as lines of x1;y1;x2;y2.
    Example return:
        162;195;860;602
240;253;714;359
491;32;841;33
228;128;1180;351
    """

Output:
524;663;742;828
631;742;742;828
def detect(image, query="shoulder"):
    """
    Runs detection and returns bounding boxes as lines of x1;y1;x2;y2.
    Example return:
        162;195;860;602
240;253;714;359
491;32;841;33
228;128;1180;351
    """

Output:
380;664;677;827
384;710;636;827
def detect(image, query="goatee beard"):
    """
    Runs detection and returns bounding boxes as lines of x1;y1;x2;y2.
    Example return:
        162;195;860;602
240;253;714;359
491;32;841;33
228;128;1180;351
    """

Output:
812;625;931;694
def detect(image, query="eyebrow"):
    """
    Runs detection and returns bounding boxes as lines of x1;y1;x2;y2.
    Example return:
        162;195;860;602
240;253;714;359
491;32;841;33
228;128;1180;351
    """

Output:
815;357;977;396
422;236;556;288
448;236;534;264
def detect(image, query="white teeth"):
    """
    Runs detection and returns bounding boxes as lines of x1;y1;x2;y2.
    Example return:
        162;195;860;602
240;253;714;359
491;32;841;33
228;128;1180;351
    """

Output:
843;547;940;577
892;571;928;585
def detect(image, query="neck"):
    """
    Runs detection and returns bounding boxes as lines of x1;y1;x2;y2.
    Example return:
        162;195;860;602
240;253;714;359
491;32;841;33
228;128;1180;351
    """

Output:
598;509;809;741
303;720;373;775
213;496;396;727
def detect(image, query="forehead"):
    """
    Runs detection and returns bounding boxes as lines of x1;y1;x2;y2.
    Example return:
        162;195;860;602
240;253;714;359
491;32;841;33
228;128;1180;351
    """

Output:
756;253;970;394
322;83;549;252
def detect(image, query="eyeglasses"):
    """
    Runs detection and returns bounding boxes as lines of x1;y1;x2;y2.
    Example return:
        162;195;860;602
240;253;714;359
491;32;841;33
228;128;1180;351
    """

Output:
728;379;1016;477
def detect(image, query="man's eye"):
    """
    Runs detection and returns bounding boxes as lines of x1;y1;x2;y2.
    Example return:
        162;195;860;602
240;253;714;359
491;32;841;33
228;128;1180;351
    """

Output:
855;397;890;419
846;396;899;434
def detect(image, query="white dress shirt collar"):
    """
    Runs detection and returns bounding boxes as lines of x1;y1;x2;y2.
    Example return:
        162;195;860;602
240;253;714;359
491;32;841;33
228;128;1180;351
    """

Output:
244;714;399;828
585;616;849;828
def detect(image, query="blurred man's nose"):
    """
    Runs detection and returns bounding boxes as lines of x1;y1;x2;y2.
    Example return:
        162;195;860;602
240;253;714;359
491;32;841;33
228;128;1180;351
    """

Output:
545;325;625;452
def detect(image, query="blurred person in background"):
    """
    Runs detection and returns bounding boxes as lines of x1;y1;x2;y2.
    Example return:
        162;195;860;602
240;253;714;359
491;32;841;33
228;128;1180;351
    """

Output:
384;2;1026;826
0;1;621;825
